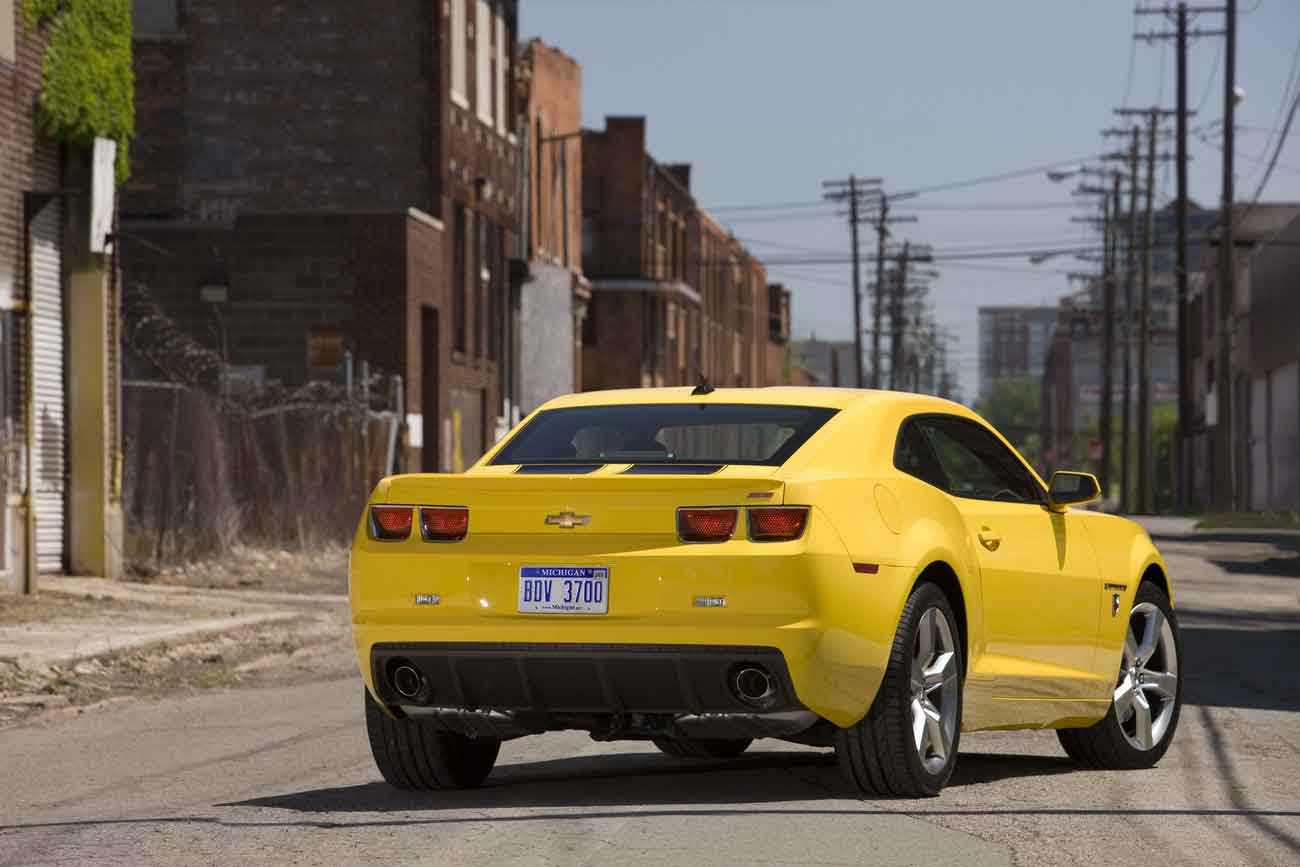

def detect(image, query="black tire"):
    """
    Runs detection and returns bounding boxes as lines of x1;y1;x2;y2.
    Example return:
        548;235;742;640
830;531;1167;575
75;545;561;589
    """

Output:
1057;581;1182;770
364;689;500;790
652;737;753;759
835;581;964;798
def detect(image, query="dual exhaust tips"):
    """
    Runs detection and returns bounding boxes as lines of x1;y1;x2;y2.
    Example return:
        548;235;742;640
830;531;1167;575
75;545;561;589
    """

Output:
385;658;779;710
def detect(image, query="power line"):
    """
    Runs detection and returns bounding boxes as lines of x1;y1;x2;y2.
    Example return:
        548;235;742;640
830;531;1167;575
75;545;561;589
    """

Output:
702;153;1110;214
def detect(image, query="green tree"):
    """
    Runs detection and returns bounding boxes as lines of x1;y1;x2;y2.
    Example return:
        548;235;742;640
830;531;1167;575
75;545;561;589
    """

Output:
975;376;1043;470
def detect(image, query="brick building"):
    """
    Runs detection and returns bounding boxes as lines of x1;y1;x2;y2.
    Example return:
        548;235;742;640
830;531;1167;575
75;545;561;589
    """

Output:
123;0;521;471
1;2;122;589
580;116;775;391
517;38;588;414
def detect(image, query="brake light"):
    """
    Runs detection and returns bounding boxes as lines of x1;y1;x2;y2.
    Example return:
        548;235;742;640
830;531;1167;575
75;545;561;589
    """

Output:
370;506;414;540
678;508;738;543
420;506;469;542
748;507;809;542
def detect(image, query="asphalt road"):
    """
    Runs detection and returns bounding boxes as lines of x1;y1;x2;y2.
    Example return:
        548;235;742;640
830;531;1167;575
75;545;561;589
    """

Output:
2;529;1298;866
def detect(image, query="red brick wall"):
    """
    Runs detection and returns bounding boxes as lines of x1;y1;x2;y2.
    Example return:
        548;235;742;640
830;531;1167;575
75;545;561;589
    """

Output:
582;117;648;279
1;5;49;311
125;1;438;222
523;38;581;272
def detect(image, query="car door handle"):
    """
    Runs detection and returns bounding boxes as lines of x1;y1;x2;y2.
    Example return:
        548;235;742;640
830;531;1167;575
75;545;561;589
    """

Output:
977;527;1001;551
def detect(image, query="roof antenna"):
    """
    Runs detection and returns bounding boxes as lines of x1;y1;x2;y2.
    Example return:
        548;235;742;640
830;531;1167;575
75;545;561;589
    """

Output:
691;373;714;396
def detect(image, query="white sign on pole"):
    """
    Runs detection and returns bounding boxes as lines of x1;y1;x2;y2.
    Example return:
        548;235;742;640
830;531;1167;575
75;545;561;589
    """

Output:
90;137;117;254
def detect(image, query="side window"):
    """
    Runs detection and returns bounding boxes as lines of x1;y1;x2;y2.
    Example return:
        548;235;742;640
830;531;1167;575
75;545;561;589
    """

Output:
916;416;1041;504
894;420;947;490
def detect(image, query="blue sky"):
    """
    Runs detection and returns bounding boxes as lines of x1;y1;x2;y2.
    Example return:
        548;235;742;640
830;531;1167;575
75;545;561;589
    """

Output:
522;0;1300;401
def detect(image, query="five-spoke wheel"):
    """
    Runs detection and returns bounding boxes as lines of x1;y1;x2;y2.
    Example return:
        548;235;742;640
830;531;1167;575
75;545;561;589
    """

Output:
836;581;963;797
909;607;961;774
1059;581;1183;769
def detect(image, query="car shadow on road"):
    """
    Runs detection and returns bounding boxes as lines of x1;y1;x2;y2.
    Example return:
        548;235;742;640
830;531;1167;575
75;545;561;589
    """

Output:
224;749;1077;813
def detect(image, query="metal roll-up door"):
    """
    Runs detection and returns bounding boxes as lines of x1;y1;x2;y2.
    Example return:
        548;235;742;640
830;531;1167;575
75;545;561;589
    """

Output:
30;146;66;573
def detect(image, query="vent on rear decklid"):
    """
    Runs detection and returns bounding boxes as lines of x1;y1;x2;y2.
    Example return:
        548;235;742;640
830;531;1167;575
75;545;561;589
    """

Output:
622;464;723;475
514;464;602;474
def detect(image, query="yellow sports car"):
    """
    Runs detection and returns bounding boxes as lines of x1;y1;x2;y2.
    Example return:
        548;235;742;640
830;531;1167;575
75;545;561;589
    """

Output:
350;387;1181;797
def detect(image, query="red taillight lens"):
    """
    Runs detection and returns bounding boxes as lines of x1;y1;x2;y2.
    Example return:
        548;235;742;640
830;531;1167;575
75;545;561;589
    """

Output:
678;508;738;543
370;506;414;540
748;507;809;542
420;506;469;542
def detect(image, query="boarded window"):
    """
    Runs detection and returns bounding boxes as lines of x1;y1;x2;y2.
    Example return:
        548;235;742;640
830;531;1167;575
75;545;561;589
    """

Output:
494;9;508;135
450;0;467;102
475;0;492;124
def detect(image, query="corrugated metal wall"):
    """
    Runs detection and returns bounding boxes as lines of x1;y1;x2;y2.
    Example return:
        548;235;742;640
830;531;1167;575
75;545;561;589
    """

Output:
30;141;65;573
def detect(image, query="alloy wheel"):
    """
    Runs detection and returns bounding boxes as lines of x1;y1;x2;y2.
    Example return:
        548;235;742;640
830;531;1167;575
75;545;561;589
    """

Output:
1114;601;1180;751
909;607;960;773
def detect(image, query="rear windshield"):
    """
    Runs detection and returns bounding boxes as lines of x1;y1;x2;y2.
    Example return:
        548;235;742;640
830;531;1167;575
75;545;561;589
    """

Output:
491;403;838;467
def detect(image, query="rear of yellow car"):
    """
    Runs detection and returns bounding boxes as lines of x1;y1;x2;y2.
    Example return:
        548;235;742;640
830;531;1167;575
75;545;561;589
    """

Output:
349;392;914;789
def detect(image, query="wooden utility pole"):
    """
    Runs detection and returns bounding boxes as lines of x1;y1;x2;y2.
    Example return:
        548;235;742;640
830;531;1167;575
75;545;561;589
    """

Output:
823;176;882;388
1115;108;1175;513
1215;0;1238;510
1136;1;1225;509
866;193;917;388
1100;172;1121;498
1139;108;1159;515
1120;128;1141;513
1175;3;1192;508
889;242;911;391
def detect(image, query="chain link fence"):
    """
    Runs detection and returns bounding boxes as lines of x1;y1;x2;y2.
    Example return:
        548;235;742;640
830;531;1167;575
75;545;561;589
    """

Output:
122;283;400;571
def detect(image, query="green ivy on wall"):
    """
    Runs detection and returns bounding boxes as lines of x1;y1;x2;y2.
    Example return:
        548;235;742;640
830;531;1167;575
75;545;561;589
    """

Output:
23;0;134;181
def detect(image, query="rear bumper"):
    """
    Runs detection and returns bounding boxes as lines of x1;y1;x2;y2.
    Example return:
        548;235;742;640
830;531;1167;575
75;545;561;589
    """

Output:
368;641;821;740
350;516;920;727
370;641;800;714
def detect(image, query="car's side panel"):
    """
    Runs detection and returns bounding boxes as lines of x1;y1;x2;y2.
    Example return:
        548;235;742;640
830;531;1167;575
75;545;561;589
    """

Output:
1077;512;1172;688
951;500;1104;696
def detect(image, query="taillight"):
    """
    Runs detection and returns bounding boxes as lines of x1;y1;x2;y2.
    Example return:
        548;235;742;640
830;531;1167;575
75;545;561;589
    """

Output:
370;506;414;541
678;508;738;543
420;506;469;542
748;506;809;542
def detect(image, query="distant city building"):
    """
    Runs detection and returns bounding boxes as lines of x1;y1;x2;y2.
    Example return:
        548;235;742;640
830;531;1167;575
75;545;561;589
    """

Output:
977;307;1058;399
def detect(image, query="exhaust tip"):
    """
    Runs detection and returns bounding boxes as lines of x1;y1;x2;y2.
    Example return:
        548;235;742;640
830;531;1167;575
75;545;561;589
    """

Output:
731;665;777;708
389;661;428;702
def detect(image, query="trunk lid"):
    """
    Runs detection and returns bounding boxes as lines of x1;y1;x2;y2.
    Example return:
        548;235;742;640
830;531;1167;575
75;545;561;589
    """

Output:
383;465;784;536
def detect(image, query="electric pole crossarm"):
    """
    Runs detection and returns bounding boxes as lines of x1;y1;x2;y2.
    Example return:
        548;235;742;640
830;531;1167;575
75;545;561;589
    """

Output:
1135;29;1225;39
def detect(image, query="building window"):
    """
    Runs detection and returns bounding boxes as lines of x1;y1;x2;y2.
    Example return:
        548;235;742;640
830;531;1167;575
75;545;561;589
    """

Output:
475;0;492;125
450;0;467;104
494;10;508;135
453;202;468;353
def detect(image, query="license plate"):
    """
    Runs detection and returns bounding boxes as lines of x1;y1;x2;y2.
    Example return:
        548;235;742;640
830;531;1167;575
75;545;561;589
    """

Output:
518;566;609;614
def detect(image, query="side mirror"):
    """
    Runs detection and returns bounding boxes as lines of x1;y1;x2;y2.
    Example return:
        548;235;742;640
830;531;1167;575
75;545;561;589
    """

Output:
1047;471;1101;511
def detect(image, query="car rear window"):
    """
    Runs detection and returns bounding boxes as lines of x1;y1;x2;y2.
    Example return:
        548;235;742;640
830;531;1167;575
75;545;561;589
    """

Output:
491;403;838;467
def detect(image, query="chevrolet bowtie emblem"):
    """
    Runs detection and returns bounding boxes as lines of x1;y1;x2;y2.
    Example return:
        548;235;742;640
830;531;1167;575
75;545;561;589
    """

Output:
544;511;590;529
